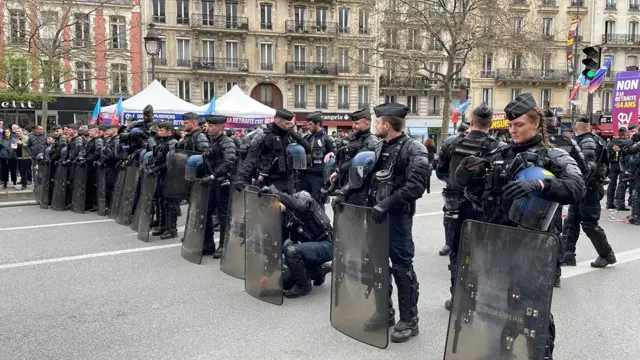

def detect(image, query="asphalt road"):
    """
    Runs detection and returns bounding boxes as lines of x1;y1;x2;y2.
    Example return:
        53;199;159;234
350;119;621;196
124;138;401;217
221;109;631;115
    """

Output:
1;179;638;360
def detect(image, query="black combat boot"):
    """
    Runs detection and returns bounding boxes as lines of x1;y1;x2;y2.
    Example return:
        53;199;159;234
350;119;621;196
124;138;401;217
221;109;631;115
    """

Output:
439;244;451;256
590;252;617;268
160;208;178;240
151;200;166;236
312;263;332;286
562;251;576;266
614;199;629;211
150;199;160;228
213;221;226;259
363;278;395;331
284;246;312;298
605;203;616;209
390;265;419;343
629;195;640;225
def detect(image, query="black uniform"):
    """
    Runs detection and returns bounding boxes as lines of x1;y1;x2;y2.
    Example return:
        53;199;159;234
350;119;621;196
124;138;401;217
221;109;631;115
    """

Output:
176;127;209;153
436;104;501;307
335;102;430;343
236;109;311;194
150;124;180;239
300;112;337;206
82;131;104;210
621;137;640;224
456;94;586;360
65;127;86;206
563;127;617;268
607;137;633;209
99;129;120;207
201;115;237;257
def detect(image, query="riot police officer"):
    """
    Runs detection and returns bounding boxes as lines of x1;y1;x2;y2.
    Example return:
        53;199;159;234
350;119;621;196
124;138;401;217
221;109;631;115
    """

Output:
437;103;502;310
176;112;209;152
50;125;67;164
329;108;379;205
98;124;120;211
199;115;237;257
149;122;180;239
562;117;617;268
64;124;86;207
456;93;586;360
259;186;332;298
333;102;430;343
82;125;104;211
607;127;633;210
235;108;311;194
299;112;336;206
621;133;640;224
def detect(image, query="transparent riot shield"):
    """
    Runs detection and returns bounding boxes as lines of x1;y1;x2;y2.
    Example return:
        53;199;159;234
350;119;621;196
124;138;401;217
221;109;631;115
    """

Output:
96;166;108;216
444;220;559;360
71;164;88;214
244;188;283;305
39;162;52;209
108;167;126;220
220;187;247;279
34;161;42;198
137;171;157;242
163;150;198;199
51;162;68;211
180;180;211;264
330;203;390;349
116;166;140;226
129;168;143;232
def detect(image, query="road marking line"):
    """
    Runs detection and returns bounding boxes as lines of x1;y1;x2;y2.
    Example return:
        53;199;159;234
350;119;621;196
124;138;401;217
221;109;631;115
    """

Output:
0;244;182;270
0;219;114;232
563;248;640;279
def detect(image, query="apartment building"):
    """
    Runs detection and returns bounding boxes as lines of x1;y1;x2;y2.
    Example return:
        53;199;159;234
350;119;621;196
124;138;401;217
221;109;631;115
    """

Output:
142;0;377;131
0;0;143;128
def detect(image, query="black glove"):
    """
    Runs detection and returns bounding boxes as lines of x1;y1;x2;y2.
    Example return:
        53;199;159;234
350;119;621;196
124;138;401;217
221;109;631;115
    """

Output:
331;195;345;212
62;160;71;166
199;175;214;185
502;179;544;200
233;180;246;192
371;204;388;224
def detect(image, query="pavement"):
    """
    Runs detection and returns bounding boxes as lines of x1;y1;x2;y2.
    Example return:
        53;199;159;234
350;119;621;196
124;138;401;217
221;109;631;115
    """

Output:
0;178;639;360
0;185;35;203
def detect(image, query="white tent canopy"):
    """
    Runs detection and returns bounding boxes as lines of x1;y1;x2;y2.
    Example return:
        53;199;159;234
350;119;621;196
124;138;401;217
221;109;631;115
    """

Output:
200;85;276;117
101;80;202;114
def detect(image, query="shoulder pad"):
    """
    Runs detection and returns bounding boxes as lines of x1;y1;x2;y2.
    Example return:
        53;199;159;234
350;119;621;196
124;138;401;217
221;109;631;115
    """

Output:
546;147;571;159
406;138;428;154
251;132;266;146
488;143;510;155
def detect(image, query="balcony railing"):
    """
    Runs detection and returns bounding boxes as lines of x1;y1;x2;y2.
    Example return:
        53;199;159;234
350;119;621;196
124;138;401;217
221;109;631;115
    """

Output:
480;70;495;78
338;103;350;109
602;33;640;45
109;40;128;50
285;20;338;34
191;14;249;30
358;66;371;75
358;27;370;35
605;2;616;9
73;38;90;47
260;22;273;30
260;63;274;71
8;36;27;45
630;4;640;11
338;65;350;73
176;16;190;25
285;62;338;76
192;57;249;72
428;109;441;116
294;101;307;108
338;27;350;34
316;102;328;109
540;0;557;5
154;58;168;65
496;68;571;81
152;15;166;23
379;75;429;88
177;59;191;67
604;71;617;82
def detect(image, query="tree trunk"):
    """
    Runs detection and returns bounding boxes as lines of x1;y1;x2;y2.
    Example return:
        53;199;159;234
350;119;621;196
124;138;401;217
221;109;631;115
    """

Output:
41;91;49;132
440;84;452;144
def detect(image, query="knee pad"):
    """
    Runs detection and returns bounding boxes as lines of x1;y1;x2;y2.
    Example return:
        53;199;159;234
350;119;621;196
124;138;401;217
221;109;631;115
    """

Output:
285;245;302;261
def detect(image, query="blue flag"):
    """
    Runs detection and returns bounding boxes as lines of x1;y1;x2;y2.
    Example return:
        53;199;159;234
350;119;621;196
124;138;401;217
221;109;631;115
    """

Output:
205;93;216;115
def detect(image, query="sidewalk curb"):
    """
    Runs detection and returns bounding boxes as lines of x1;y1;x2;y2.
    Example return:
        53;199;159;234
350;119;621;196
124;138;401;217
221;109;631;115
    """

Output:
0;200;38;208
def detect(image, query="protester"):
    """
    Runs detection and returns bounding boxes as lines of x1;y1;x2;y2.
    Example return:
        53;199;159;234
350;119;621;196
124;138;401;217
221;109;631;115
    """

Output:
15;128;30;190
0;128;18;188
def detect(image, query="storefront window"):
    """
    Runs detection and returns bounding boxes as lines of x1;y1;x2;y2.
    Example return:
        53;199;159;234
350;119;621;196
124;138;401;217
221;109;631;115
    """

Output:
1;110;35;127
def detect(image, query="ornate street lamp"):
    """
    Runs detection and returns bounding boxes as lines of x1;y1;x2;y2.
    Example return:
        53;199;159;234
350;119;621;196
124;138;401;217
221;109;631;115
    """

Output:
144;23;161;81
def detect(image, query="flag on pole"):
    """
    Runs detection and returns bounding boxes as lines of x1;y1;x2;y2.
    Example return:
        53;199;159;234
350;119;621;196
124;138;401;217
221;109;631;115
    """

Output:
588;56;614;94
110;93;123;126
451;99;461;123
205;93;216;115
458;99;472;114
90;97;101;125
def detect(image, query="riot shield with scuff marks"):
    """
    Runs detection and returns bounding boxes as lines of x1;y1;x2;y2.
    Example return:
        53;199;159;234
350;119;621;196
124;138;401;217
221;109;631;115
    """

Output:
33;161;42;196
38;162;52;209
443;220;559;360
71;164;88;214
330;203;390;349
244;188;283;305
108;167;126;220
51;163;68;211
116;166;140;226
137;171;157;242
220;187;247;279
163;149;198;200
96;166;108;216
180;180;211;264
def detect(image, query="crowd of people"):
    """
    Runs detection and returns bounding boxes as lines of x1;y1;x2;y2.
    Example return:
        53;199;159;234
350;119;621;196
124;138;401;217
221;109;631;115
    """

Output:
0;120;49;190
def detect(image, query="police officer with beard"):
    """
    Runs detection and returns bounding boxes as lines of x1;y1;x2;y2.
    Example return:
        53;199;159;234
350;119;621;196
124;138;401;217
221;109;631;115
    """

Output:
606;127;633;210
176;112;209;152
149;122;180;239
235;109;311;194
82;125;104;211
333;102;429;343
562;117;617;268
50;125;67;164
436;103;502;311
199;115;237;257
328;108;379;205
299;111;336;206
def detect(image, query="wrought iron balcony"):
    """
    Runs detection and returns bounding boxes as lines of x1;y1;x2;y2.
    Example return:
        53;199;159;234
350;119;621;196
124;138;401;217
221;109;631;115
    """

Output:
540;0;557;5
294;101;307;108
260;63;274;71
603;71;617;82
154;58;168;65
285;21;338;35
379;75;429;88
602;33;640;45
176;16;190;25
109;40;128;50
152;15;166;23
260;22;273;30
192;57;249;72
338;103;350;110
358;27;370;35
316;102;328;109
605;2;616;9
630;4;640;11
495;68;571;81
338;65;350;73
177;59;191;67
191;14;249;30
570;0;584;7
285;62;338;76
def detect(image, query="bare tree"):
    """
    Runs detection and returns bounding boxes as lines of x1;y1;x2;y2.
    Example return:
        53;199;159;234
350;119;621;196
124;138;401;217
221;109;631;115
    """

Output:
0;0;141;130
342;0;569;139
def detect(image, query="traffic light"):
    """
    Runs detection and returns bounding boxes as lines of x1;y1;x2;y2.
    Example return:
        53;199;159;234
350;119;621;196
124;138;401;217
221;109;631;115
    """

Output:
582;46;601;80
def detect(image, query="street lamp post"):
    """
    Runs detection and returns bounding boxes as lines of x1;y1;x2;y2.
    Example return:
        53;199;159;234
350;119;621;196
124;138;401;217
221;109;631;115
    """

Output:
144;24;161;82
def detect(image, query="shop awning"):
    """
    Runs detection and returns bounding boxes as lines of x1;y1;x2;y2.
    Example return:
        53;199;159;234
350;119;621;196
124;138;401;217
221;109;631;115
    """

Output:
593;123;614;136
407;127;429;136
